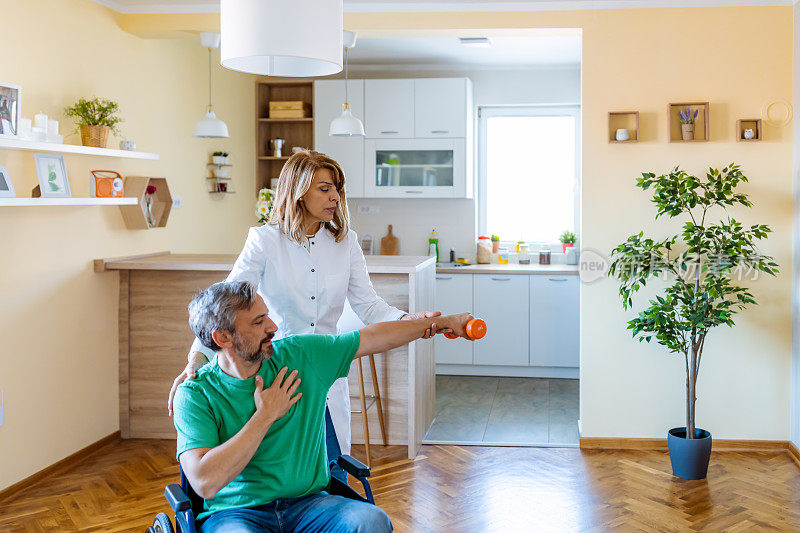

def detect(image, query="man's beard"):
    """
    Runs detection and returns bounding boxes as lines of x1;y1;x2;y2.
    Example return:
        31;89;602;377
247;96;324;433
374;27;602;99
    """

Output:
232;331;274;363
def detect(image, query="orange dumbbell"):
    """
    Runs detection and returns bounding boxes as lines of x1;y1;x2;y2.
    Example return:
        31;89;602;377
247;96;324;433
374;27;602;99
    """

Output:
444;318;487;340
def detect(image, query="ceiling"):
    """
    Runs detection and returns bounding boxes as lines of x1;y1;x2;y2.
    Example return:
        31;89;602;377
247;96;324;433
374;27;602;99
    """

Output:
348;35;582;68
92;0;794;13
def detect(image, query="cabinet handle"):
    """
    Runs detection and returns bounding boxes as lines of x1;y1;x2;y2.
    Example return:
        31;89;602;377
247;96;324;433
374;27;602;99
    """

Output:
405;190;423;194
436;276;453;280
491;277;511;281
548;278;568;282
431;130;449;134
380;130;399;134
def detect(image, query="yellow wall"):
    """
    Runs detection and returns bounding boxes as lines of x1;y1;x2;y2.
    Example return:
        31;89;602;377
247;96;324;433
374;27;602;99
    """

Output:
0;2;794;491
0;0;257;490
344;6;794;441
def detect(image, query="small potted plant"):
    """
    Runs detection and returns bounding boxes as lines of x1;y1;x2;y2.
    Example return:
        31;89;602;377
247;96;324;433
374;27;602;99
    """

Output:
64;97;122;148
212;151;229;165
559;230;576;253
679;107;699;141
491;234;500;254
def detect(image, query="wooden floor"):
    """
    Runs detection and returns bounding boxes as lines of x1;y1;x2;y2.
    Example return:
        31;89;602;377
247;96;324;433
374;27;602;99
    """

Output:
2;439;800;532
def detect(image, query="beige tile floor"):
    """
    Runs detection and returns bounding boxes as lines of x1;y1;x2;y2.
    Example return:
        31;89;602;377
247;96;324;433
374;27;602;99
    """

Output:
423;375;579;445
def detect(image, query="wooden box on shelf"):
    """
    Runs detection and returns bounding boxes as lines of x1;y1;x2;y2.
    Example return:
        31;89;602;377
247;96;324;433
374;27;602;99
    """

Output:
608;111;639;143
668;102;710;142
256;81;314;194
269;101;312;119
736;119;762;142
119;176;172;229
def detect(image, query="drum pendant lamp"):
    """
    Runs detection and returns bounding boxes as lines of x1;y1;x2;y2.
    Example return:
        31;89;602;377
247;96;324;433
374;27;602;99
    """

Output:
193;32;229;138
329;31;365;137
220;0;343;77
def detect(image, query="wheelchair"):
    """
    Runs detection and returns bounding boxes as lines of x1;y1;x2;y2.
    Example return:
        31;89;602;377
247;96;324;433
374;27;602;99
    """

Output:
147;455;375;533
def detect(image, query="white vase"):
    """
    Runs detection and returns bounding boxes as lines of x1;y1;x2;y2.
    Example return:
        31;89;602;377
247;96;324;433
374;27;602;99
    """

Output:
615;128;630;141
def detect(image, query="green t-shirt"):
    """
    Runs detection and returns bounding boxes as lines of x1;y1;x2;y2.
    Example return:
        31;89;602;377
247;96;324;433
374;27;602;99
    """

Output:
173;331;360;521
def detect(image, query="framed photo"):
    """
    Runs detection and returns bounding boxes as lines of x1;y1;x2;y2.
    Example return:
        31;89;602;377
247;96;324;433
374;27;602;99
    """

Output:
0;166;15;198
33;153;71;198
0;82;21;138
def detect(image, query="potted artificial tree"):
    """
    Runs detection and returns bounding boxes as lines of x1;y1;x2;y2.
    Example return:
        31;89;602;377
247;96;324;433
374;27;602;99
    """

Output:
64;97;122;148
608;164;777;480
559;230;576;254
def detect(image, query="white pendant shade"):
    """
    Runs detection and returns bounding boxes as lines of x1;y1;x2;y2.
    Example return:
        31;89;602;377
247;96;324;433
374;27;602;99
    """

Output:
329;105;365;137
194;108;230;138
220;0;343;77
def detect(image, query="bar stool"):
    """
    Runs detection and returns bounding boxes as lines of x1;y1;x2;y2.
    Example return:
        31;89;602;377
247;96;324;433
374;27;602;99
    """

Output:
351;353;387;467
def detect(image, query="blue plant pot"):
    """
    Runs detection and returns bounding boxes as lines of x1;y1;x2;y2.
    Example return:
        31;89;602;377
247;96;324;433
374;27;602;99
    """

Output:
667;427;712;480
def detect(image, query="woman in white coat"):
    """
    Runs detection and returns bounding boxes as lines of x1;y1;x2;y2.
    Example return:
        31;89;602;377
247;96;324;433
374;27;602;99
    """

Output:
168;150;441;481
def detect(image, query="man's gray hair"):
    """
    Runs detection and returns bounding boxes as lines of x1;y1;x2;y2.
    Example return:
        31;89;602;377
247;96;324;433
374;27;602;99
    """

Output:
188;281;259;351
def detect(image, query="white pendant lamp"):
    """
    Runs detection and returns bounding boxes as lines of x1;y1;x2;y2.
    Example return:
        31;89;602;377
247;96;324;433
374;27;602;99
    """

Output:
220;0;343;77
194;33;229;138
329;31;365;137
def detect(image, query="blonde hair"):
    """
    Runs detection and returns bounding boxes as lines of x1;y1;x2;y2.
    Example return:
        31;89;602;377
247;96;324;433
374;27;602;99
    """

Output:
267;149;351;244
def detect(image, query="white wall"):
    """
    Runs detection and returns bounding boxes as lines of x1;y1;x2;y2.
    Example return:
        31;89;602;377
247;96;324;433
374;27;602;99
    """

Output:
344;66;581;258
792;0;799;448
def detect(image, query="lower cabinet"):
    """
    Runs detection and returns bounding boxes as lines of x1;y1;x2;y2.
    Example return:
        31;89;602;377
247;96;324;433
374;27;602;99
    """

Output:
473;274;530;366
530;275;580;367
434;272;579;374
433;274;474;364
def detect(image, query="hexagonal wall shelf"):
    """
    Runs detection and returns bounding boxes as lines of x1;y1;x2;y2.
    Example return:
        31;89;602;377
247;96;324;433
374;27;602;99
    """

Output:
119;176;172;229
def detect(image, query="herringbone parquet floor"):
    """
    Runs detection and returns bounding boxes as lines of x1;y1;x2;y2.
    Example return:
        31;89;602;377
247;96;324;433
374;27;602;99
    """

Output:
2;439;800;532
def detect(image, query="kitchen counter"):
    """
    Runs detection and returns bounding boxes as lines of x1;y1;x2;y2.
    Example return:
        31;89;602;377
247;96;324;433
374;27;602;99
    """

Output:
95;252;436;459
436;263;579;275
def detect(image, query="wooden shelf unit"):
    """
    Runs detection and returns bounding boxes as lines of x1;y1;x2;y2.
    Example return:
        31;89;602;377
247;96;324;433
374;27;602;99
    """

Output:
608;111;639;143
119;176;172;229
668;102;710;142
736;119;762;142
256;81;315;195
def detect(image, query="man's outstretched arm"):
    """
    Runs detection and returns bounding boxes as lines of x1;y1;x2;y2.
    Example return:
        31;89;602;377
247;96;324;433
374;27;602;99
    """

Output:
355;313;473;358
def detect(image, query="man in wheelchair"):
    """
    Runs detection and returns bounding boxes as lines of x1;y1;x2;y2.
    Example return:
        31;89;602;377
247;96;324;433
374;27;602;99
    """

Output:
173;281;473;532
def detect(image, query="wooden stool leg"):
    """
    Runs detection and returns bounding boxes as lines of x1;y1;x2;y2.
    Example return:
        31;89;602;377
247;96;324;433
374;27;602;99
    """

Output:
368;353;388;446
356;357;371;467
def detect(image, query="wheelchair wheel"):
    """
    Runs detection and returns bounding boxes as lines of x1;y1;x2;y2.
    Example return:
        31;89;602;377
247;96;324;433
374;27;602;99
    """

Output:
152;512;175;533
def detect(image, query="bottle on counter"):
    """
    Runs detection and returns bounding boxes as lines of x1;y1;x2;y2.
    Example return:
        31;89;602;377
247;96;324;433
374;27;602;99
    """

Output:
449;247;456;263
518;243;530;264
428;229;439;262
498;247;510;265
477;235;492;264
538;247;551;265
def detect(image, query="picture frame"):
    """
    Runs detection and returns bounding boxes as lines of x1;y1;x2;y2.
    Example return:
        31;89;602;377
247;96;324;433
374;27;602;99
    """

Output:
0;82;21;138
0;166;16;198
33;153;71;198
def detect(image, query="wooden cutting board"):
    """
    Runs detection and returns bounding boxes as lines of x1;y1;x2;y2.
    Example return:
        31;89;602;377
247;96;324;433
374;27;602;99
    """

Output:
381;224;399;255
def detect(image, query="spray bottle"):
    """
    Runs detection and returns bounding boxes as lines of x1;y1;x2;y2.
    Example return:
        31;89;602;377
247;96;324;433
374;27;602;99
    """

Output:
428;229;439;262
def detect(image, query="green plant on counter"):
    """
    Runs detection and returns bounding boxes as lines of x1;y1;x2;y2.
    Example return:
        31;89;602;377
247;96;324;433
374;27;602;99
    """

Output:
64;97;122;134
490;235;500;242
559;230;577;244
608;163;777;439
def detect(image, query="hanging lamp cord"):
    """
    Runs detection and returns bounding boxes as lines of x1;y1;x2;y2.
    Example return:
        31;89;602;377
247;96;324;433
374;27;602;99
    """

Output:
208;47;213;111
344;46;349;109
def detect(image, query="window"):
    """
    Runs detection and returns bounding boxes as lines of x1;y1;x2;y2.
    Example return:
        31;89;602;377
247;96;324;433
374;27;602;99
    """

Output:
478;105;580;245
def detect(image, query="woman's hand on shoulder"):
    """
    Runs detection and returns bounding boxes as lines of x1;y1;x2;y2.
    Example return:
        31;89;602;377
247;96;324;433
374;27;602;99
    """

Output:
168;351;208;416
401;311;451;339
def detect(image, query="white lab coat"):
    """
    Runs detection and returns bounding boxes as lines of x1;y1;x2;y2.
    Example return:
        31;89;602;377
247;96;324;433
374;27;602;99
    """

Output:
190;223;405;453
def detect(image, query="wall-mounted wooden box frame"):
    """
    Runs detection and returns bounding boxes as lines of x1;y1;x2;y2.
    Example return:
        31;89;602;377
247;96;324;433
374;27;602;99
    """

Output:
668;102;710;142
119;176;172;229
736;119;762;142
608;111;639;143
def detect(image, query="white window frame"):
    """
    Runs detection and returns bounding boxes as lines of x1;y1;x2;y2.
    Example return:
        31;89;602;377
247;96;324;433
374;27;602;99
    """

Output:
477;104;581;248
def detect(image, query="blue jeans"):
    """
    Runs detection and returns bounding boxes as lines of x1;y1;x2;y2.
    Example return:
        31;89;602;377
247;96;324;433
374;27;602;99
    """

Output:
325;406;347;484
199;493;392;532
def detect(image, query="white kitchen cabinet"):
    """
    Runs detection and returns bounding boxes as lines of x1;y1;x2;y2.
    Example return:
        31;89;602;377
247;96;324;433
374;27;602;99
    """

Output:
314;80;365;198
530;275;579;367
364;79;415;138
364;138;466;198
434;274;474;365
414;78;469;138
473;274;529;366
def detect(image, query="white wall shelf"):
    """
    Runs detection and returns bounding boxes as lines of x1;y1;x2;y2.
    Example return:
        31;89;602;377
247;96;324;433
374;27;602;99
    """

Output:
0;198;138;207
0;137;159;160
